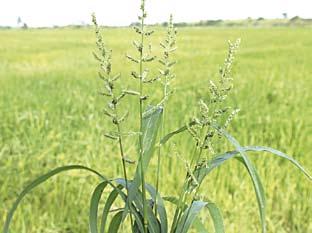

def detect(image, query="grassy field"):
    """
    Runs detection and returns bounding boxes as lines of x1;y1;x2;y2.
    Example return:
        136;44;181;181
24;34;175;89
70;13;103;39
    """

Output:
0;27;311;233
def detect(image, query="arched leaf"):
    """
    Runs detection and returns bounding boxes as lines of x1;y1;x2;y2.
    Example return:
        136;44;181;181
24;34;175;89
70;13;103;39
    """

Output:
126;106;163;218
116;179;161;233
176;201;207;233
107;211;124;233
90;181;109;233
3;165;107;233
205;202;225;233
214;126;267;233
145;183;168;233
164;196;224;233
100;184;124;233
242;146;311;180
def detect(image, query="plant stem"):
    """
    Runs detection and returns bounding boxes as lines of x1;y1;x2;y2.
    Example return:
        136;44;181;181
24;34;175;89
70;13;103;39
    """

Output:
170;145;197;232
155;77;167;216
178;147;204;232
138;2;148;232
114;107;134;230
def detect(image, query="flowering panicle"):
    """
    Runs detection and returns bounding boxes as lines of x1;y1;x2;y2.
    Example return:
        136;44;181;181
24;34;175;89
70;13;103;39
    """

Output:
92;12;136;228
187;39;241;154
127;0;157;91
92;14;142;136
159;15;177;102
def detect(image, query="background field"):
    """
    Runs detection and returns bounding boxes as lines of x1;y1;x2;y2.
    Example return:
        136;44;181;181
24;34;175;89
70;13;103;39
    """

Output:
0;27;311;233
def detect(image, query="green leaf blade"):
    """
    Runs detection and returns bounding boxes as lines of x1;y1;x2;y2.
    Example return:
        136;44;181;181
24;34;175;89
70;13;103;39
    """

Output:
116;179;161;233
206;202;225;233
90;181;108;233
107;211;124;233
216;127;267;233
176;201;207;233
243;146;312;180
126;106;163;216
3;165;106;233
100;184;124;233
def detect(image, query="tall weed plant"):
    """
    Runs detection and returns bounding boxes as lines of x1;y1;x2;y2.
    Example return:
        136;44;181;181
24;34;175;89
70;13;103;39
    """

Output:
3;1;311;233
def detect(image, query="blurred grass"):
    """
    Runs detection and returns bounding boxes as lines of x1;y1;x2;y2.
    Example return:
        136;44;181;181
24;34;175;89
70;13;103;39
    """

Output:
0;27;311;233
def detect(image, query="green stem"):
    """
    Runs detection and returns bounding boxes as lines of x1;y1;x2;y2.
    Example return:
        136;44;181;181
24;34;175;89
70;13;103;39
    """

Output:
179;129;210;232
178;147;204;232
155;75;168;216
138;4;148;232
114;108;134;230
170;145;197;232
155;132;162;217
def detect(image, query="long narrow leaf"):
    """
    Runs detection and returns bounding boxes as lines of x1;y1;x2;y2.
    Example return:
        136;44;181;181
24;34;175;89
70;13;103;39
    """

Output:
160;121;196;145
3;165;107;233
164;197;224;233
205;202;225;233
176;201;207;233
163;196;188;211
126;106;163;217
145;183;168;233
193;147;311;190
116;179;161;233
98;182;145;233
192;218;208;233
90;181;109;233
192;150;239;191
133;210;145;233
216;127;267;233
185;203;224;233
107;211;124;233
243;146;312;180
100;184;124;233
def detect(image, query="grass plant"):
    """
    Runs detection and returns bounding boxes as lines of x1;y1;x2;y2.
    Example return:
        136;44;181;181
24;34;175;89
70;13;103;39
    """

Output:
2;1;312;233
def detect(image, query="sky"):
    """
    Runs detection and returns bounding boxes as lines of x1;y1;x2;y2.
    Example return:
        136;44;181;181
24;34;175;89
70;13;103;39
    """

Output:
1;0;312;27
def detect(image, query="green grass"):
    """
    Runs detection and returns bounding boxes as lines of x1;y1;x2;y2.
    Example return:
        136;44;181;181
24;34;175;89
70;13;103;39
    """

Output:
0;27;311;233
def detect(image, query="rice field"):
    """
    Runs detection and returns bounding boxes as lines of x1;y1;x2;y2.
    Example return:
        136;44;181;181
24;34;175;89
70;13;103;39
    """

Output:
0;27;311;233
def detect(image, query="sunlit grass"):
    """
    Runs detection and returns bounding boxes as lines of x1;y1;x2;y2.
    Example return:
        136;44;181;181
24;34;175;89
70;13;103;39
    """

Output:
0;27;311;233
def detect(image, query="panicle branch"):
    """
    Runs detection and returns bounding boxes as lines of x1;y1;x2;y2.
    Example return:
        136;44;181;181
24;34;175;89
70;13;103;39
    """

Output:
126;0;158;92
92;14;142;127
92;12;135;228
159;14;178;103
187;39;241;155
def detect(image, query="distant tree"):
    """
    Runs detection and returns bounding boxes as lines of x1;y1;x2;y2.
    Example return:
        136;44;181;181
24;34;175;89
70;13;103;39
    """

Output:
204;20;223;26
282;13;288;19
22;23;28;29
290;16;301;22
130;22;140;27
175;22;187;27
257;17;265;21
17;17;22;25
161;22;168;27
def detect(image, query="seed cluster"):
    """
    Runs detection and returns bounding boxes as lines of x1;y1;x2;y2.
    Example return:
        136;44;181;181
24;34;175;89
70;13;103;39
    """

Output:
187;39;241;154
159;15;177;102
92;14;142;141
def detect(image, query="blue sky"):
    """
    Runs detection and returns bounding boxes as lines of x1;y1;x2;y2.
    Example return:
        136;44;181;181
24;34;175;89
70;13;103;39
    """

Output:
1;0;312;27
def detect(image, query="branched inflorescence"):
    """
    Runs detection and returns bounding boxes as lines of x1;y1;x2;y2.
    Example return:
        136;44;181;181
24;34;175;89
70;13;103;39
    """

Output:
126;1;158;231
155;14;177;216
184;39;241;193
159;14;177;103
187;39;241;155
92;14;140;141
92;13;135;227
127;0;157;88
